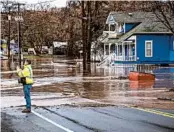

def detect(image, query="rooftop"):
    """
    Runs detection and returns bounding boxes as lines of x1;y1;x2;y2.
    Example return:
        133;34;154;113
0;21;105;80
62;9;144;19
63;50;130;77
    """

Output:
102;11;173;43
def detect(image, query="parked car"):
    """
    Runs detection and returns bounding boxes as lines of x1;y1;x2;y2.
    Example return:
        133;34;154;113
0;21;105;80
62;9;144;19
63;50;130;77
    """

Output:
28;48;36;55
0;51;8;60
41;49;48;54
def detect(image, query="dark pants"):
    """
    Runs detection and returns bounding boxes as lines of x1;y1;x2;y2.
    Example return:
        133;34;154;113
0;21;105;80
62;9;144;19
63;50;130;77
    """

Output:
23;84;32;109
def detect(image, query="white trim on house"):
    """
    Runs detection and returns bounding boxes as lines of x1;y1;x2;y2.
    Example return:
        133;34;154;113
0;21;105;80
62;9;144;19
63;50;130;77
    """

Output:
106;14;116;24
134;32;172;34
124;23;126;34
123;40;134;43
127;35;136;41
145;40;153;57
135;36;137;61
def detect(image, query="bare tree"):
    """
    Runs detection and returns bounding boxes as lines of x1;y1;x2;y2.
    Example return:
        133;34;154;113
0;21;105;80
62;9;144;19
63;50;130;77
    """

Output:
3;0;172;58
151;1;174;34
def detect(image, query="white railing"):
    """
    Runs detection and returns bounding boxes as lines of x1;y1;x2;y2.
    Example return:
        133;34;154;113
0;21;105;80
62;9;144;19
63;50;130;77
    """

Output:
97;55;109;66
98;54;136;67
115;55;136;61
98;53;115;66
103;31;118;38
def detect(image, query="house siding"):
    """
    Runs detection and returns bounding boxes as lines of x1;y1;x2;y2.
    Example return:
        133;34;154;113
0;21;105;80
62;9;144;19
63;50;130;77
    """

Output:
136;34;174;64
124;23;137;33
169;36;174;61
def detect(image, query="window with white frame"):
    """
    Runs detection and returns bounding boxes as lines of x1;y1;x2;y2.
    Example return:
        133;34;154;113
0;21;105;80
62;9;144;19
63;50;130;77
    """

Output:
110;24;116;31
145;41;153;57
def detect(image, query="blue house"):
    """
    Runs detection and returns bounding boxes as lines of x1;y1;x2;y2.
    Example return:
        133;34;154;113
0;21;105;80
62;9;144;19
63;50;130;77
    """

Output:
98;12;174;65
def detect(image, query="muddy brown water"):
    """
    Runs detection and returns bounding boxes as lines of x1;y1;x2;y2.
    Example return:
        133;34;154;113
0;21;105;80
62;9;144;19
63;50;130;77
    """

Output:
1;58;174;109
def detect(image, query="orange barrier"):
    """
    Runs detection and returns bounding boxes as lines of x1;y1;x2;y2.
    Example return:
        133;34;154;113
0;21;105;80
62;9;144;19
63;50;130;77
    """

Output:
129;71;155;81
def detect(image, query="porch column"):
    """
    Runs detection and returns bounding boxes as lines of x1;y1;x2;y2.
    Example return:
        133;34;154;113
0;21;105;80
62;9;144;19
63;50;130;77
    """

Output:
109;43;111;63
123;44;125;61
128;43;130;61
134;36;137;61
104;43;106;56
117;43;118;60
115;43;117;61
122;42;124;61
134;43;136;61
109;24;111;34
109;43;111;55
118;44;120;60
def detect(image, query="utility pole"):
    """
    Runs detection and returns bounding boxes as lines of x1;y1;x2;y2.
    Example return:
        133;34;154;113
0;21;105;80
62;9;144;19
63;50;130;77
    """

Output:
82;1;87;71
18;3;22;67
7;7;11;59
14;3;24;67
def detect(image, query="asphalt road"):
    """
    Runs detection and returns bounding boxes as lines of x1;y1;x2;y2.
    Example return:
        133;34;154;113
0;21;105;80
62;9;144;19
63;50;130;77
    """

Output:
2;106;174;132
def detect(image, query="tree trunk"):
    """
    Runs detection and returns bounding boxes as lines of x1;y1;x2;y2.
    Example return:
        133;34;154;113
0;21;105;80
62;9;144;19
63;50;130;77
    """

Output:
82;1;87;71
67;21;74;57
87;1;92;62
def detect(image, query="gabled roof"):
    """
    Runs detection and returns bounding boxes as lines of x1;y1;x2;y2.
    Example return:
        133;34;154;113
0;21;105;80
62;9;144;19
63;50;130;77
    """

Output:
116;23;141;43
106;12;157;24
116;20;172;43
107;11;172;33
104;12;173;43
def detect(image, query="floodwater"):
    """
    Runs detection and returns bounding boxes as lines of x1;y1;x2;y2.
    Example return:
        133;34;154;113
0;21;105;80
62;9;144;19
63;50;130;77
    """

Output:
1;57;174;109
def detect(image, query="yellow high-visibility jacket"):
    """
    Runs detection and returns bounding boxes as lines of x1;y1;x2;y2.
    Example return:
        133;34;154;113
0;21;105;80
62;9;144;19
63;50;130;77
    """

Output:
17;64;34;84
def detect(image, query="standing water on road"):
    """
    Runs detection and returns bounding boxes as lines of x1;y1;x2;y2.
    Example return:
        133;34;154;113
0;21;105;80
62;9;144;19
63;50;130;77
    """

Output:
1;58;174;109
153;68;174;88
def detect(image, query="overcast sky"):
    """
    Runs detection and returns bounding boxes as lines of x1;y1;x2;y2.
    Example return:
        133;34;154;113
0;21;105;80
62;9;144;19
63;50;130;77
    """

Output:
16;0;67;7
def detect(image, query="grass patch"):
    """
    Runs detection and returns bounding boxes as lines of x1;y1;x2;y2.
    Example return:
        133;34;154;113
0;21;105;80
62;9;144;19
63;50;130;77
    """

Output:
24;55;53;59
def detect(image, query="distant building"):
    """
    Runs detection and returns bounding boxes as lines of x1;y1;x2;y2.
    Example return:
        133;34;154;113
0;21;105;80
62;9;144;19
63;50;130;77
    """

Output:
1;39;19;55
97;12;174;66
53;41;67;55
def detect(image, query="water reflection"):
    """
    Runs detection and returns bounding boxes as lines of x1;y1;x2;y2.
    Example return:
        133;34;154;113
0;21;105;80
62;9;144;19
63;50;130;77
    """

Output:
30;81;130;100
1;60;13;71
153;68;174;88
153;68;174;80
129;81;154;89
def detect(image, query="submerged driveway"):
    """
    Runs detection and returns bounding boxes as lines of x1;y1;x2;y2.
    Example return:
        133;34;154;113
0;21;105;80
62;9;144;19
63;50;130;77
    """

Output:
2;106;174;132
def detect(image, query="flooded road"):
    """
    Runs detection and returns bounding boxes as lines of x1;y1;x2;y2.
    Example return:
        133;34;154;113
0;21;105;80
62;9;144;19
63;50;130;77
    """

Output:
1;57;174;132
1;58;174;109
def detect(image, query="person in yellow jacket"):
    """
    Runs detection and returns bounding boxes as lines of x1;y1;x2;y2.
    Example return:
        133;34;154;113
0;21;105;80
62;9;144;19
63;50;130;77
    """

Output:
17;59;33;113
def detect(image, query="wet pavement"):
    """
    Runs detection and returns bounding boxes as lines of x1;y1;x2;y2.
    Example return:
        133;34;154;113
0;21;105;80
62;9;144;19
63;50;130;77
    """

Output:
1;57;174;132
1;106;174;132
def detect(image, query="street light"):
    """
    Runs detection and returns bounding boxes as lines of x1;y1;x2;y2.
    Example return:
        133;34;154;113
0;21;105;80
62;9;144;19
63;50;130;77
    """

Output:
7;3;13;60
8;15;11;21
12;2;25;67
14;14;24;67
14;16;24;22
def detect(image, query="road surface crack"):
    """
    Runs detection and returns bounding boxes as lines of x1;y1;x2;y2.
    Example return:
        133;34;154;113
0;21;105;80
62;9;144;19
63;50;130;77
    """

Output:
41;107;103;132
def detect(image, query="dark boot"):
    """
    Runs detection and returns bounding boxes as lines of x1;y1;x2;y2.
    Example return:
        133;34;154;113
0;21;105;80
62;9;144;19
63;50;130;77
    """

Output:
22;108;31;113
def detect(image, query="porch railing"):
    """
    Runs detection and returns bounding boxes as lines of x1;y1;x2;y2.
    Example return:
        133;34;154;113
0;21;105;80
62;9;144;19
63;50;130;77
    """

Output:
98;53;115;66
114;55;136;61
98;54;136;67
